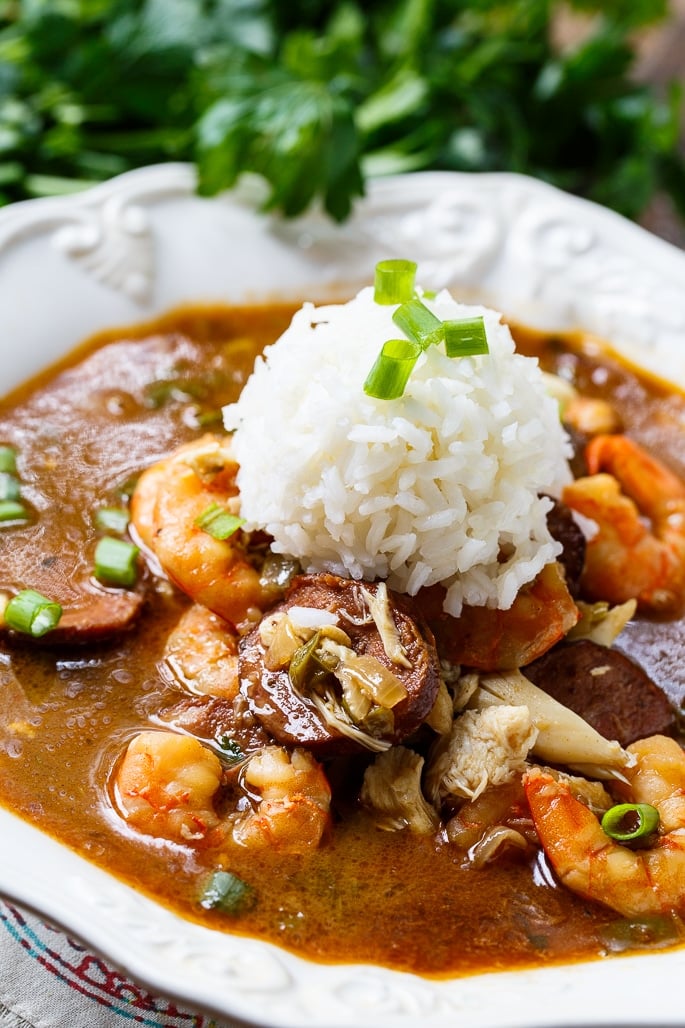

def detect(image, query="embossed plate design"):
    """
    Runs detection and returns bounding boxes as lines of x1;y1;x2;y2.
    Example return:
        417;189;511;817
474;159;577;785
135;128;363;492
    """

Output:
1;165;685;1027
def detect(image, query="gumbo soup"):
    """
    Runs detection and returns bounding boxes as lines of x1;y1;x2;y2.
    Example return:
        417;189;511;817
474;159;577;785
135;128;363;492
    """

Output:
0;273;684;976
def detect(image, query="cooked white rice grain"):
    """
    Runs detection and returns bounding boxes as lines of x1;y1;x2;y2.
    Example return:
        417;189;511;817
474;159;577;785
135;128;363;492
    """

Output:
223;286;572;615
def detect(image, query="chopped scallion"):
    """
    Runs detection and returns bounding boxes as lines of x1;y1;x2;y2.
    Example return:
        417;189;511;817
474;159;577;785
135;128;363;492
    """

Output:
144;378;195;409
0;500;28;522
199;870;255;914
392;298;443;350
218;736;245;763
599;914;680;953
601;802;660;843
363;338;421;399
115;473;140;502
194;502;244;540
4;589;62;637
94;536;139;587
94;506;130;534
0;472;21;502
373;259;417;305
193;408;223;428
444;316;489;357
0;446;17;475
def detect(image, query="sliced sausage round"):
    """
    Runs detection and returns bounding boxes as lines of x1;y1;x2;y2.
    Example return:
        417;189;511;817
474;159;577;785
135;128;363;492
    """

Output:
1;589;145;646
158;694;271;757
545;497;586;598
524;638;675;746
239;573;441;758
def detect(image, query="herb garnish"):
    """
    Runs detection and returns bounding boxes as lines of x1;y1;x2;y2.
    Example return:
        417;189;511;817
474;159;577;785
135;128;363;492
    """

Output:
0;1;681;228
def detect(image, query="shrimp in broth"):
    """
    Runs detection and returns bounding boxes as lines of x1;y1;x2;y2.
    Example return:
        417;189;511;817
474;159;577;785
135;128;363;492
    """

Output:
2;295;685;980
524;735;685;918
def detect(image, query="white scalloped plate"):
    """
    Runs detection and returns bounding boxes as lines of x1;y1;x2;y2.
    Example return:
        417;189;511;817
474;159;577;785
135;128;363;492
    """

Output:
1;165;685;1028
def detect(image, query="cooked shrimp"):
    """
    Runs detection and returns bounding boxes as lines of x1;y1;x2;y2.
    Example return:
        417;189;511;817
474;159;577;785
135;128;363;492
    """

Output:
425;561;579;670
163;603;240;699
524;734;685;917
563;434;685;613
232;745;331;854
562;395;622;437
131;434;273;630
114;733;332;855
115;730;223;844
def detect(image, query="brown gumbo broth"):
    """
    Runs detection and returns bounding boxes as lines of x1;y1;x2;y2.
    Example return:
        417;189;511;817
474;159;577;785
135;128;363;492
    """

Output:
0;306;684;977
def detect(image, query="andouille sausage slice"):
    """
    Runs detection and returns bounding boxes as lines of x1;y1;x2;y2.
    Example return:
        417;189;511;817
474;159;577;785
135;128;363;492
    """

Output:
525;638;675;746
1;588;145;646
545;497;586;598
158;694;271;757
239;573;441;758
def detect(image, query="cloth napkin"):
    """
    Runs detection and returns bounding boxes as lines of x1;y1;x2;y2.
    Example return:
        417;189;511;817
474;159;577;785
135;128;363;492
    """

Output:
0;901;239;1028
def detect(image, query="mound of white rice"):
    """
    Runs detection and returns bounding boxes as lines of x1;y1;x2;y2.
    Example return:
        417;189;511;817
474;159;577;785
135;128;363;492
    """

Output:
223;286;573;616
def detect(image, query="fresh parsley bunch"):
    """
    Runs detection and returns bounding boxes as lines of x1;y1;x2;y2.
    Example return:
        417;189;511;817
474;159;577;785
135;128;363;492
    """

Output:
0;0;683;225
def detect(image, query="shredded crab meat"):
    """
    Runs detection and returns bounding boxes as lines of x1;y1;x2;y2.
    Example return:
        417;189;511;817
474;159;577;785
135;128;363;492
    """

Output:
426;705;538;803
471;670;632;776
361;746;439;834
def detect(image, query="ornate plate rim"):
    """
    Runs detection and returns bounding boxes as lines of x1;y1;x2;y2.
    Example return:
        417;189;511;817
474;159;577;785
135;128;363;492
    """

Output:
1;164;685;1028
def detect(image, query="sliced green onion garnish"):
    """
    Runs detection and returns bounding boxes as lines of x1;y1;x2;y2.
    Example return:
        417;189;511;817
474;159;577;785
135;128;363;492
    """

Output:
94;536;140;587
195;502;245;540
601;802;660;843
363;338;421;400
444;316;489;357
115;473;140;502
218;736;245;763
144;378;198;409
0;446;17;475
4;589;62;637
0;500;28;522
373;259;417;305
94;506;130;534
599;914;681;953
194;408;223;428
0;472;21;502
199;870;255;914
392;298;444;350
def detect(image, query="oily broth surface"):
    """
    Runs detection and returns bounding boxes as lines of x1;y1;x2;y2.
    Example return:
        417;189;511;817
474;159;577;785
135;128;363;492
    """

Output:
0;307;684;976
0;304;292;858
